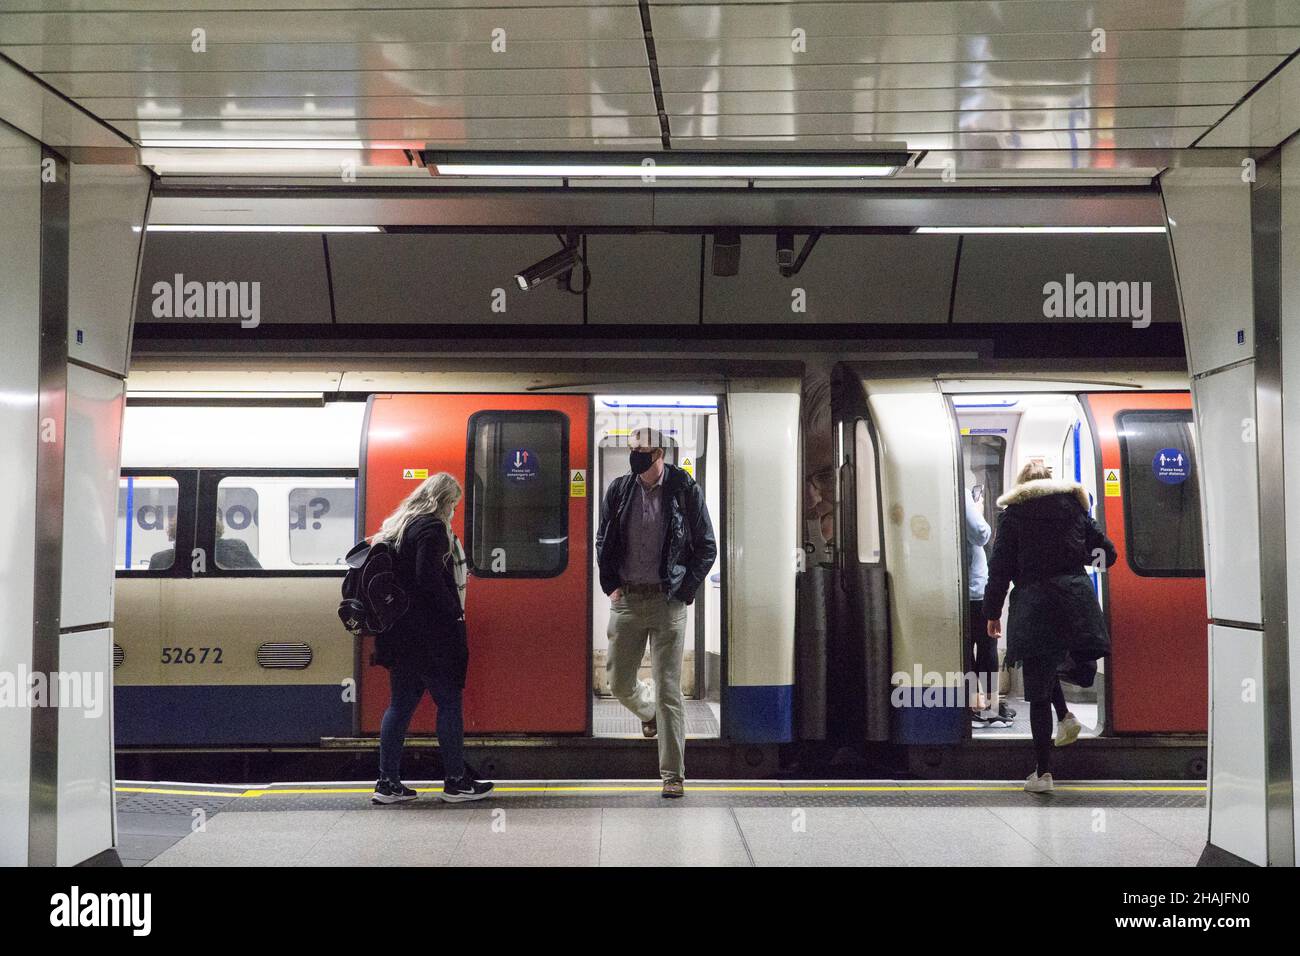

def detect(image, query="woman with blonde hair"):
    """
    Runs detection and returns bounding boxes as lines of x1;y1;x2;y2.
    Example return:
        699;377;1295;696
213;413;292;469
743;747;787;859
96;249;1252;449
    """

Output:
370;472;493;804
983;462;1117;793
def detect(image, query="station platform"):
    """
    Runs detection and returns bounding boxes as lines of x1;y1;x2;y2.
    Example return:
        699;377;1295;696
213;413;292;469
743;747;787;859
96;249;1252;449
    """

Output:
113;779;1207;867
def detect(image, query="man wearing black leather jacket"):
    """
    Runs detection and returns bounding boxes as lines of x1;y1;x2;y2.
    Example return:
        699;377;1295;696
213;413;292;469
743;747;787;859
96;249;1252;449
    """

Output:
596;427;717;798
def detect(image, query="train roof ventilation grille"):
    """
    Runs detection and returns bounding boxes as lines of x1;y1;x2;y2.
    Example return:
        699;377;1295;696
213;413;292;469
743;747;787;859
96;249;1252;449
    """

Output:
113;644;124;669
256;642;314;669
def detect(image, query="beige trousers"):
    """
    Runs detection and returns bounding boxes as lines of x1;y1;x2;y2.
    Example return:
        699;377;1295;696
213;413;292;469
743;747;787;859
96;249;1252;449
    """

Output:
606;590;688;783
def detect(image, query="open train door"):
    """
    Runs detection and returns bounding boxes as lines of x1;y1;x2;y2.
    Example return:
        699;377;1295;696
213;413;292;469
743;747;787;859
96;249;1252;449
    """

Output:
1083;392;1207;733
359;394;590;734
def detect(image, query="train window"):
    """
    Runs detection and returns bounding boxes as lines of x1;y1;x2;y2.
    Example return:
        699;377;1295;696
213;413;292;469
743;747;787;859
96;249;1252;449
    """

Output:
1117;411;1205;576
288;484;357;567
116;476;179;570
854;419;882;563
467;411;569;577
215;480;263;570
961;434;1006;533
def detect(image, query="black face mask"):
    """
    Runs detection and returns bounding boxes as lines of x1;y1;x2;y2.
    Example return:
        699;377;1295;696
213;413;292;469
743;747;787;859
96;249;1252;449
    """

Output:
630;450;656;475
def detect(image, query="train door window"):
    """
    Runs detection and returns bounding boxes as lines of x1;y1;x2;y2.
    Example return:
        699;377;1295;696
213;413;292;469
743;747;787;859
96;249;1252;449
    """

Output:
1117;411;1204;576
854;419;882;563
288;483;357;567
961;434;1006;532
467;411;569;577
598;433;678;501
117;476;180;571
215;480;262;570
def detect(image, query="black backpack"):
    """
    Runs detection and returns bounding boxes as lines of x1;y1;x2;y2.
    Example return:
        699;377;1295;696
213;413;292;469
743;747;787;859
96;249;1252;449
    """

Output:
337;539;410;636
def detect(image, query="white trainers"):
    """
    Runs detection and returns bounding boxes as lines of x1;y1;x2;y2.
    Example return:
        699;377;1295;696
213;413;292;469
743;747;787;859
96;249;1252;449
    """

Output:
1025;771;1055;793
1054;713;1082;747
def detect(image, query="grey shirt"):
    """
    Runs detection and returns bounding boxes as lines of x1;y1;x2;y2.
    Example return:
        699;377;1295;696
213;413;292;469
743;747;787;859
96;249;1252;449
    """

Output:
619;467;666;585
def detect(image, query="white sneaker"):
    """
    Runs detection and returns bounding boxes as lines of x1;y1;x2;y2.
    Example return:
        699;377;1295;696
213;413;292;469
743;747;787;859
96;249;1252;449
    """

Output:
1054;714;1082;747
1025;771;1054;793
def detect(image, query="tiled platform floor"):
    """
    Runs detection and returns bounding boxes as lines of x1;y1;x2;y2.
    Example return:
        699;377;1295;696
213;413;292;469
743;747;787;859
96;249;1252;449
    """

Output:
115;780;1207;867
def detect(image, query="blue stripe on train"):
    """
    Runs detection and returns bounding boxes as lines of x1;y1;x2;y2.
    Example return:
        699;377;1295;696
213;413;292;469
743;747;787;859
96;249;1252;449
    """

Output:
724;684;793;743
891;699;966;745
114;685;351;746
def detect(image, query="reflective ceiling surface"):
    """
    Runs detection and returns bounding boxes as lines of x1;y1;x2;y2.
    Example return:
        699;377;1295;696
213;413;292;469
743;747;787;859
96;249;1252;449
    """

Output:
1;0;1296;180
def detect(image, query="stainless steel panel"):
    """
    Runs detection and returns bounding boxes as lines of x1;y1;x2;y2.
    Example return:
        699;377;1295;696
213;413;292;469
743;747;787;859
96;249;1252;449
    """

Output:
30;146;70;868
0;6;644;44
586;234;702;324
702;234;957;324
3;39;651;73
0;120;41;868
647;1;1296;36
55;628;114;866
113;115;663;143
1161;167;1256;375
666;85;1252;115
1250;151;1294;867
61;366;125;630
136;233;333;325
68;164;151;376
1208;623;1268;865
952;234;1181;324
327;233;583;325
38;68;656;99
668;106;1227;138
657;57;1286;92
77;94;659;122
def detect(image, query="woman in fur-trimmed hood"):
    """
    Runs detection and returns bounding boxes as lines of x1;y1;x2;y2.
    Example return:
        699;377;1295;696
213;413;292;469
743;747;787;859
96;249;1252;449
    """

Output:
982;463;1117;792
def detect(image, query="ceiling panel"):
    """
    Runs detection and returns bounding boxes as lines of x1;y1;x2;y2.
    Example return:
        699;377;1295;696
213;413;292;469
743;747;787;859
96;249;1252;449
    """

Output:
647;1;1298;37
0;0;1294;173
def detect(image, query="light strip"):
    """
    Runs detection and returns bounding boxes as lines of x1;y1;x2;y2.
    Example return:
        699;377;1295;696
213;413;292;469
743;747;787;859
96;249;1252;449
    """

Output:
915;226;1167;234
434;162;897;178
140;139;366;150
139;224;381;233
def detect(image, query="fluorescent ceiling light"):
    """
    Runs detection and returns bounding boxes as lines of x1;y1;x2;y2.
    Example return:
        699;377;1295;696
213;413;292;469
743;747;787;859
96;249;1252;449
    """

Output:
424;148;910;180
915;226;1167;234
140;139;366;150
140;224;381;233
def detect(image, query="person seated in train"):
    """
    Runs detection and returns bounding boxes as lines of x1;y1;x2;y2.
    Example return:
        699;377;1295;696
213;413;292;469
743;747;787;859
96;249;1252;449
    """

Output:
213;508;262;570
368;472;493;805
965;484;1012;728
146;510;264;570
147;513;179;571
596;426;718;799
982;462;1117;794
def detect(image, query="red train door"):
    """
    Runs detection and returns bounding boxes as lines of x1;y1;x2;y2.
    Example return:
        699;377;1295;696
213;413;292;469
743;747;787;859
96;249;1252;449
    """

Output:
1084;392;1207;733
360;394;590;734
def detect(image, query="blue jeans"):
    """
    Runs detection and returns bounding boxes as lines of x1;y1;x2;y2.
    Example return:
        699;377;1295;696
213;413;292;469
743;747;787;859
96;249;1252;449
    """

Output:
378;665;465;782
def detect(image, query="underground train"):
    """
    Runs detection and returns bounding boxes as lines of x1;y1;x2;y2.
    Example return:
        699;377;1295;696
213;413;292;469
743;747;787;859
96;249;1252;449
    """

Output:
112;365;1207;774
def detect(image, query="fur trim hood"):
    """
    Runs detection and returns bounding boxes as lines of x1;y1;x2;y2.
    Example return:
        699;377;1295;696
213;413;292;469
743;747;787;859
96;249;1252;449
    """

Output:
996;478;1090;512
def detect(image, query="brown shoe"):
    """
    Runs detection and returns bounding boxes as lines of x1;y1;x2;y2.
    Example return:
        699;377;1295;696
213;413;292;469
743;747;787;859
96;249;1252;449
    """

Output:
642;717;657;738
662;779;684;799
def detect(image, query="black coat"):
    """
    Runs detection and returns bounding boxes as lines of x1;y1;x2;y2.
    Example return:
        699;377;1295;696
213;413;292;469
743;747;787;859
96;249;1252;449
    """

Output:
372;515;468;682
596;462;718;604
982;479;1117;665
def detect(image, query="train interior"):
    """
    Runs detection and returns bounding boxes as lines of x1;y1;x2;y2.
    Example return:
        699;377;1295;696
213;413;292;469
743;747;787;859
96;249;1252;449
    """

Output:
590;396;724;740
952;391;1103;741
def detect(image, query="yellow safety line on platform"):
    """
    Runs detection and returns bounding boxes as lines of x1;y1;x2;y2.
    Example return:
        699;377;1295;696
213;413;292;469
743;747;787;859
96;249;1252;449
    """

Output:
117;783;1207;799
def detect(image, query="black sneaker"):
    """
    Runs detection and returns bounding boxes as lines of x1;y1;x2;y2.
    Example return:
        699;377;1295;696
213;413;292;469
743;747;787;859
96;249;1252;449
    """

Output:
372;778;418;805
999;702;1018;721
440;775;495;803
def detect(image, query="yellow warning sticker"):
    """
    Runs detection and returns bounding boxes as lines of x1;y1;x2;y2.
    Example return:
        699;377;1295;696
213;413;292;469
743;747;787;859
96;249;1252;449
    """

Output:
682;457;695;477
402;468;428;480
960;427;971;436
1104;468;1121;497
569;469;587;497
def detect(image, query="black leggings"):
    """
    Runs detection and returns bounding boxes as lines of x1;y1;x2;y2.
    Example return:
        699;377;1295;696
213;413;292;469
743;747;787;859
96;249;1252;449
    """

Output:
1022;657;1069;775
968;601;997;706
